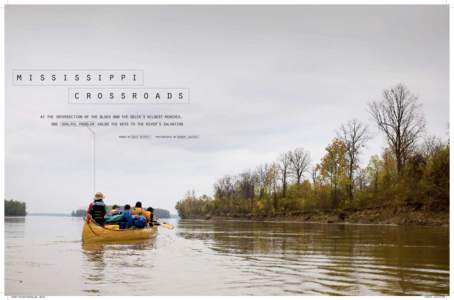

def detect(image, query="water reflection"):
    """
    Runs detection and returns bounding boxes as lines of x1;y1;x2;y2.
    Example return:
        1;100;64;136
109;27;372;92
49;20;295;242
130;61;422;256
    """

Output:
4;217;26;223
4;216;449;296
177;220;449;295
81;238;157;293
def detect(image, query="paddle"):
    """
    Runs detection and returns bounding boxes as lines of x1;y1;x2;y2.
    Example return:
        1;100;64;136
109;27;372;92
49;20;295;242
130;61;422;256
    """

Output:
154;219;175;230
160;223;175;230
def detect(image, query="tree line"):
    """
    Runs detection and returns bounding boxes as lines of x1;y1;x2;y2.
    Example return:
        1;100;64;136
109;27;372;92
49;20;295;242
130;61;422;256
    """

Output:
175;84;449;219
5;199;27;216
71;209;86;217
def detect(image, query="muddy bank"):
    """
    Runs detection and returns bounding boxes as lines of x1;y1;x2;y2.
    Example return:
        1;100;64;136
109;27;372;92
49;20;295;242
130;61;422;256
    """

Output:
202;205;449;226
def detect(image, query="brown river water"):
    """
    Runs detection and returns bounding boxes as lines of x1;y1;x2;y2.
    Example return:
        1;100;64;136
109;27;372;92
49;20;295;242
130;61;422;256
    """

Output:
5;216;449;296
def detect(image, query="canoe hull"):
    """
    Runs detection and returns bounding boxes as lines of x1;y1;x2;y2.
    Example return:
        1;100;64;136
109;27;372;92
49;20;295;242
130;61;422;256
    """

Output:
82;219;157;243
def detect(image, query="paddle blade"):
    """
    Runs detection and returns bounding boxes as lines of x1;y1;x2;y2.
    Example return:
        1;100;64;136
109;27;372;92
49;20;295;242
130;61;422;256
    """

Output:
161;223;174;230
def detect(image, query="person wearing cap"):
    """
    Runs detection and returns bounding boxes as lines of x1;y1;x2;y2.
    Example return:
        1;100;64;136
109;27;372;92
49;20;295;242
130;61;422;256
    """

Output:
86;192;107;225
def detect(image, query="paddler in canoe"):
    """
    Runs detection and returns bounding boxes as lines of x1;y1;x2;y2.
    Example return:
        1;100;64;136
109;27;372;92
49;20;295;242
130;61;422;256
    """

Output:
83;192;173;243
86;192;108;225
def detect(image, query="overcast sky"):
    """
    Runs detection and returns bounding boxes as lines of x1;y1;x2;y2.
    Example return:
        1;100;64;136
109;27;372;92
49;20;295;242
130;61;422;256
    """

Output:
5;5;449;214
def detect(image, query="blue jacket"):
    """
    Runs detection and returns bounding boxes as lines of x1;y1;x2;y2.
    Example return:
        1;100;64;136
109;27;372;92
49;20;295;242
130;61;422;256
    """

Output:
121;210;133;228
133;215;147;228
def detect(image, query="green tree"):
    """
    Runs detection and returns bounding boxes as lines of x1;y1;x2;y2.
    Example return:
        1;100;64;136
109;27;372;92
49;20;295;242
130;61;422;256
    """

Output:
5;199;27;216
318;139;349;209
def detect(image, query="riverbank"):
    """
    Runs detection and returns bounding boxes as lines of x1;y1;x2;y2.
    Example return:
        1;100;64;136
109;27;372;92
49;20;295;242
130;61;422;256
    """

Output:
201;205;449;226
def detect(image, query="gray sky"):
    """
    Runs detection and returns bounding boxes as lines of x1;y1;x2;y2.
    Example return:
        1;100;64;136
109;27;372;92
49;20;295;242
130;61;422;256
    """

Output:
5;5;449;214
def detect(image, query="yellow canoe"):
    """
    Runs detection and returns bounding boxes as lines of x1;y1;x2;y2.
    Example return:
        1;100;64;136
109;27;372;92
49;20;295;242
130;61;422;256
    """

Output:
82;218;158;243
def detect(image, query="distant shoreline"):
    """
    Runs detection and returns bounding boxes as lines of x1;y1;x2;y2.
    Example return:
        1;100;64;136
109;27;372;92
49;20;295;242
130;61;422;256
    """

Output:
7;213;71;217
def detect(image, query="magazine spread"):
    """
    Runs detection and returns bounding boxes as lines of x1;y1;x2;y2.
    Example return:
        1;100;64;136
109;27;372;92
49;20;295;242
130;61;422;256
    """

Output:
3;4;450;297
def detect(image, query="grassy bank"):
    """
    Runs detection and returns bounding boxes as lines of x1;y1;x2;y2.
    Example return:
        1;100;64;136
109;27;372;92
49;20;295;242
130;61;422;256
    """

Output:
198;205;448;226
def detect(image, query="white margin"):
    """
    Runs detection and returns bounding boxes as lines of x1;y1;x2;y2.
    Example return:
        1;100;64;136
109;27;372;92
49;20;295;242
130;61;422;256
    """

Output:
1;1;452;300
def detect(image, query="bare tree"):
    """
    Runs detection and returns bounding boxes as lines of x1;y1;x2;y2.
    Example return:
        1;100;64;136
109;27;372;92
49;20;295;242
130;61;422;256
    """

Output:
420;135;444;159
255;164;267;199
237;170;257;213
369;84;425;175
289;148;311;184
311;165;318;185
214;175;235;212
356;168;368;191
264;163;279;211
277;151;292;197
337;119;370;203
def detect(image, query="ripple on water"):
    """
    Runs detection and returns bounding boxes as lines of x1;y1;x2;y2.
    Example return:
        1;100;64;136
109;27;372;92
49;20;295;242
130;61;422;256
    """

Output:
4;217;450;296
